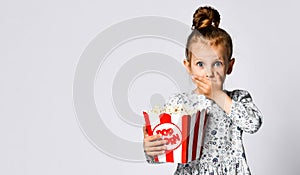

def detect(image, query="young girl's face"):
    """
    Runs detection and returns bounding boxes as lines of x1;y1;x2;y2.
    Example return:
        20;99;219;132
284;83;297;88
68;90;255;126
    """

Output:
184;42;235;85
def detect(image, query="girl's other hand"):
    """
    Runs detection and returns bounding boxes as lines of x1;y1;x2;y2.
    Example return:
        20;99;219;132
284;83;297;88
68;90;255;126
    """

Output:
192;72;223;100
192;73;232;114
191;75;211;97
143;126;167;157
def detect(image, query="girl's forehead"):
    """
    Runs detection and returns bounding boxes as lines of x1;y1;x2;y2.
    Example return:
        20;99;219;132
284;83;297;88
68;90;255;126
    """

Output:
190;43;224;61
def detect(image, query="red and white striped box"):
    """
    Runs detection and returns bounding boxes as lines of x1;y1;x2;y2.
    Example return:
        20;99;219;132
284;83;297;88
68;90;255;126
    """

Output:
143;107;207;163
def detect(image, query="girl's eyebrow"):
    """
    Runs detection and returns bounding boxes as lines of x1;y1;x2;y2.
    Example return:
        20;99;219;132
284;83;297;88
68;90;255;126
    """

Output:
191;56;203;62
193;57;202;61
213;56;224;61
193;56;221;62
191;53;223;61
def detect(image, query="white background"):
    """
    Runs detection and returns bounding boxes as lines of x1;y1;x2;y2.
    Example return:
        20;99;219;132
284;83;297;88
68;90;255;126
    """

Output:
1;0;300;174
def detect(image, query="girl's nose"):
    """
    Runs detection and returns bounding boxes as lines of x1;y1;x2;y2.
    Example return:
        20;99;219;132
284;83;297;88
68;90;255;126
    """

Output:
205;68;214;78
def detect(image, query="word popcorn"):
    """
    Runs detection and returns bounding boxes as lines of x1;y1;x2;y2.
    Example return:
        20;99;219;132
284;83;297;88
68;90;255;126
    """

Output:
154;122;182;150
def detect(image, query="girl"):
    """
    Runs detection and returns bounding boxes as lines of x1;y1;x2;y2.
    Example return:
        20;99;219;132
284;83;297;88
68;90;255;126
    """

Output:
143;6;262;175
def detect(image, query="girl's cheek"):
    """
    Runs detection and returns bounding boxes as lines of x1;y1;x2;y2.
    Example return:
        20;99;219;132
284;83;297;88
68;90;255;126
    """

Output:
215;67;226;75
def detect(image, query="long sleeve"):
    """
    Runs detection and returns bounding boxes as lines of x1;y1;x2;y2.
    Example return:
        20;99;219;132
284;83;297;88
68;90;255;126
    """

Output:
144;152;164;164
227;90;263;134
145;152;156;164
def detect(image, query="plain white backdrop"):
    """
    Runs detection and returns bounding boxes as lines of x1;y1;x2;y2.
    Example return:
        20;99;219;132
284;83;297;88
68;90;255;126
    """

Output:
1;0;300;174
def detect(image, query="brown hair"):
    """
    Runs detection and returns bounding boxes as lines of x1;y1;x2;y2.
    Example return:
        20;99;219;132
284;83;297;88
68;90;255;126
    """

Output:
186;6;233;63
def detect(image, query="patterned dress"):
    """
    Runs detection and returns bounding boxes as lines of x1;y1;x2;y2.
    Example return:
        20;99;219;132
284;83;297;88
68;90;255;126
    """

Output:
145;89;262;175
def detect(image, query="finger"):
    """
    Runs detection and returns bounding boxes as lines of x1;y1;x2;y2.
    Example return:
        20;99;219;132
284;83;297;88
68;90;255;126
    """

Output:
194;78;209;86
145;150;166;157
210;72;222;89
144;134;163;142
143;126;148;137
193;78;210;90
144;144;167;156
145;145;167;152
144;139;167;147
193;76;211;86
215;71;223;82
192;74;207;81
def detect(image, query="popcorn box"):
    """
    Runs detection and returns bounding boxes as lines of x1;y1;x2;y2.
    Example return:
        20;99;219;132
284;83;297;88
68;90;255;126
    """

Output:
143;107;207;163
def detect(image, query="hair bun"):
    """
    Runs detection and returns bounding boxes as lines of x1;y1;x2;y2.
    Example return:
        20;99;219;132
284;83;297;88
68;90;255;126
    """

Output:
192;6;220;30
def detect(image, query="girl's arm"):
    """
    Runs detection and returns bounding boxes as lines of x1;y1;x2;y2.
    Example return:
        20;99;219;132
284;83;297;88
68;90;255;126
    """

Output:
226;89;263;134
192;74;262;133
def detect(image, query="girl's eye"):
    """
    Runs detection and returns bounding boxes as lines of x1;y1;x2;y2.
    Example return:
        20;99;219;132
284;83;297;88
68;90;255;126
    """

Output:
196;62;204;67
214;61;223;67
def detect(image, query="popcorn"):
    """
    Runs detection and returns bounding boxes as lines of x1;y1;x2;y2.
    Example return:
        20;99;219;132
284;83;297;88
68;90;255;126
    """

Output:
143;106;208;163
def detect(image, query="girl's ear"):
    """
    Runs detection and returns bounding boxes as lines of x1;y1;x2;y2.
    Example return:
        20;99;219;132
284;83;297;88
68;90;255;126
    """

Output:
226;58;235;75
183;59;192;75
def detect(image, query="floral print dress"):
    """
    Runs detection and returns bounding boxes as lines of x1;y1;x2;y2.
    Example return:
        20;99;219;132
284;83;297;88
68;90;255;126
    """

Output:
145;89;262;175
